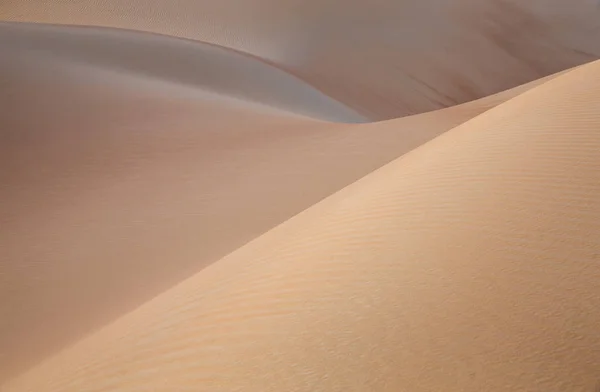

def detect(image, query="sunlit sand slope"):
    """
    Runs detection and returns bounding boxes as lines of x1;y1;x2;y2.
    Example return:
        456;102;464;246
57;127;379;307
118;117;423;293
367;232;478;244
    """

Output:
2;0;600;119
1;23;569;382
6;59;600;391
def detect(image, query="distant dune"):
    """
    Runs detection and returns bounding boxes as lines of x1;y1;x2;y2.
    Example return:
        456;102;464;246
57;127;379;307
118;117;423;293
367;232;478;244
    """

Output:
2;0;600;119
0;22;364;122
2;1;600;391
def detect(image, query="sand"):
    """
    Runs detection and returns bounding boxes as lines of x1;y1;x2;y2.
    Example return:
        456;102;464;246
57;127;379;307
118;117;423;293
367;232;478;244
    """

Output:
2;0;600;119
2;1;600;391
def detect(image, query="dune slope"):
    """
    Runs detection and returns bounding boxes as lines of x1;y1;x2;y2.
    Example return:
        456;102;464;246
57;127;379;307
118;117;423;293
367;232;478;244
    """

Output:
0;22;364;122
2;0;600;119
5;58;600;392
1;22;572;382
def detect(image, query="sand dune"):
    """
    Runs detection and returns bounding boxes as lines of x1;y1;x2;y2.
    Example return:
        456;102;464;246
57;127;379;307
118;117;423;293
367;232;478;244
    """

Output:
1;21;570;381
3;0;600;390
5;56;600;392
0;22;364;122
2;0;600;119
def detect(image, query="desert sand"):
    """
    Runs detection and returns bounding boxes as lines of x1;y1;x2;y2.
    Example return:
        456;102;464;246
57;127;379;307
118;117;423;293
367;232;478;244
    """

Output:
3;0;600;119
2;0;600;391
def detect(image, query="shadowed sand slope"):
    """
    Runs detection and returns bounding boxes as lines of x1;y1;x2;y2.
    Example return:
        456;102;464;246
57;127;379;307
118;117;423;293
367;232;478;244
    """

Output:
0;22;570;382
2;0;600;119
0;22;364;122
5;58;600;391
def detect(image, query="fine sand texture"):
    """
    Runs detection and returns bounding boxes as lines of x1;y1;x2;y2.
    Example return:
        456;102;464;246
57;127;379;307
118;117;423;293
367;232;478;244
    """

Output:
2;0;600;119
4;55;600;392
2;21;568;382
2;1;600;391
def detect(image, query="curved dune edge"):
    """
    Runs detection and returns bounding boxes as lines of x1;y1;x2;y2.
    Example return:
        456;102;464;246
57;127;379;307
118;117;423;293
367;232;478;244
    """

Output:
6;60;600;391
0;37;575;384
0;22;365;123
2;0;600;119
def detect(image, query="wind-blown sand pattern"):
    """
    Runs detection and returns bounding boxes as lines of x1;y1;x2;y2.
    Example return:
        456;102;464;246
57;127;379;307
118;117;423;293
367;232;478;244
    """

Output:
2;1;600;391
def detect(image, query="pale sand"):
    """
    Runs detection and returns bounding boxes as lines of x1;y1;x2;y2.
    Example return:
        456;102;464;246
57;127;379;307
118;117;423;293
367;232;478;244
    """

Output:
2;0;600;119
4;57;600;392
2;1;600;390
1;22;566;382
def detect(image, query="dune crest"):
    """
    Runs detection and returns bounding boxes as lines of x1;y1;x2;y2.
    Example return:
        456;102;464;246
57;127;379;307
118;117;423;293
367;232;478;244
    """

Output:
0;22;364;122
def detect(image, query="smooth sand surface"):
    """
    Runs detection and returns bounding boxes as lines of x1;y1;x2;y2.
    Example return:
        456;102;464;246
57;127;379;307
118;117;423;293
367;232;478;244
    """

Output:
2;22;568;382
0;22;364;122
2;1;600;390
2;0;600;119
5;56;600;392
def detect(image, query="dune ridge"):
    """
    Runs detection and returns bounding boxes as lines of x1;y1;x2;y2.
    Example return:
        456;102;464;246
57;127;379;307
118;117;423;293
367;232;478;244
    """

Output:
5;57;600;391
0;22;364;122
